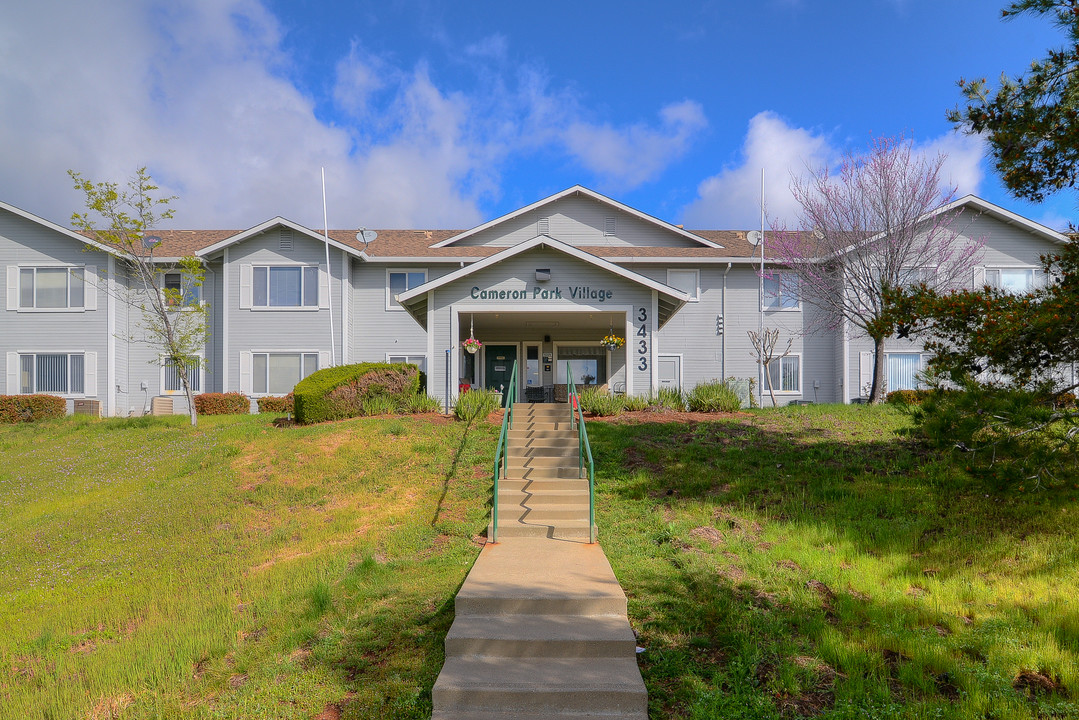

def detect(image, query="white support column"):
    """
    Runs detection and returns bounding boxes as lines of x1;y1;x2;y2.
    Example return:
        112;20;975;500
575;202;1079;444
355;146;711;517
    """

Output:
107;256;116;416
426;291;435;393
341;250;349;365
222;248;230;391
650;290;659;393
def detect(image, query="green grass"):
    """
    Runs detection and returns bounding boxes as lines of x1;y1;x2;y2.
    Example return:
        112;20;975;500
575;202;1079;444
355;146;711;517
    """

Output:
1;404;1077;719
0;413;497;719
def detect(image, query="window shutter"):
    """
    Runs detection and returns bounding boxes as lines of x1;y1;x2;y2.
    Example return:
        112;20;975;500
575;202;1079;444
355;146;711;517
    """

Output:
972;267;985;289
319;350;331;370
84;266;97;310
239;351;253;395
318;264;330;309
84;352;97;396
6;266;17;310
6;353;18;393
859;352;874;398
239;264;252;309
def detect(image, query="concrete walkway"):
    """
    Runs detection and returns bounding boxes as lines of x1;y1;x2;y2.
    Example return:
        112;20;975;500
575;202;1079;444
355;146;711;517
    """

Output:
431;403;647;719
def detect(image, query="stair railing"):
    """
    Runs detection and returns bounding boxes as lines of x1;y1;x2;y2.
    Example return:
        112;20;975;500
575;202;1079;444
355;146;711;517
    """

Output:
566;366;596;544
490;360;518;544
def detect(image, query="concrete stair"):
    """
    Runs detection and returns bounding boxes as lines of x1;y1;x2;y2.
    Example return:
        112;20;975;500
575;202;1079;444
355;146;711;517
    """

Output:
493;403;596;540
432;537;648;719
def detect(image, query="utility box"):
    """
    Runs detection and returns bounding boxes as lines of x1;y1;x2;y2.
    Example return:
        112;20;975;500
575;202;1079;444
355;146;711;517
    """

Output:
73;399;101;417
150;397;174;416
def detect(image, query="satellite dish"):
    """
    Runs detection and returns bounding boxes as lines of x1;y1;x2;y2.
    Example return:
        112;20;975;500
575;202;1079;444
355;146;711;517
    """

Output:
356;229;378;244
142;235;162;249
746;230;763;246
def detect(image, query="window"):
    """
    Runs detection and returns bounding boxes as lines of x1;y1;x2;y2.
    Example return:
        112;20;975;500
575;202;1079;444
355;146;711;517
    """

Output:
163;273;200;307
667;269;700;302
985;268;1046;294
18;267;84;309
388;354;427;372
898;267;937;289
163;356;201;393
763;273;800;310
19;353;84;394
387;270;427;309
252;266;318;307
253;352;319;395
766;356;800;393
887;353;925;391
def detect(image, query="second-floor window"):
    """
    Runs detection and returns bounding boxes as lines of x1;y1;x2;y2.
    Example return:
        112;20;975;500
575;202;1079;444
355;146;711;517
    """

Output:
19;267;84;309
163;272;200;307
388;270;427;309
253;266;318;307
985;267;1046;294
763;272;800;310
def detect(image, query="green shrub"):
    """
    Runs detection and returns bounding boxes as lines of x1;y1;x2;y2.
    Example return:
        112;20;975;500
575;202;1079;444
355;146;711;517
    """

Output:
361;394;398;416
887;389;932;406
454;390;500;421
256;393;293;414
294;363;420;424
193;392;250;415
649;387;686;412
401;393;441;414
578;386;625;416
0;394;67;423
686;380;742;413
623;395;649;411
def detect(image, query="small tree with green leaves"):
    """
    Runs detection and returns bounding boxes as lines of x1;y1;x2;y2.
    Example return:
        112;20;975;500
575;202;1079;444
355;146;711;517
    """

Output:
747;328;794;408
69;168;207;426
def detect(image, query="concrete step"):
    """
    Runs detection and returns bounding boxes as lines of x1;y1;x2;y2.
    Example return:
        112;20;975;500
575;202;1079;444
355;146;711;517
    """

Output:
434;711;646;720
508;428;578;440
444;614;636;658
507;466;586;480
508;455;580;469
508;437;580;451
499;477;590;492
490;521;597;540
498;504;590;522
514;422;575;431
510;446;581;459
498;488;589;505
432;657;647;715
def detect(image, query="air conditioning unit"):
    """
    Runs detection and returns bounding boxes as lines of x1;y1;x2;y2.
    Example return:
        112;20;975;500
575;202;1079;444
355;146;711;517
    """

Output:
73;399;101;417
151;397;174;416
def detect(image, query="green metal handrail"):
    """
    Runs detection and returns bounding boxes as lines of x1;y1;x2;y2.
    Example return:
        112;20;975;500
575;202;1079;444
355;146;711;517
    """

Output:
566;365;596;544
490;360;518;544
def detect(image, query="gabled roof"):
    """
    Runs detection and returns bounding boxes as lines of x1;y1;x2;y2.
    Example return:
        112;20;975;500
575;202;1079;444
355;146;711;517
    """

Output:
396;235;691;329
430;185;723;250
935;195;1070;244
195;217;364;258
0;199;118;256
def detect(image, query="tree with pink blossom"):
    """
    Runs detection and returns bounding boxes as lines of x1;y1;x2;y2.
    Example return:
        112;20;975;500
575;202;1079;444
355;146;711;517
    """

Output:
769;136;985;403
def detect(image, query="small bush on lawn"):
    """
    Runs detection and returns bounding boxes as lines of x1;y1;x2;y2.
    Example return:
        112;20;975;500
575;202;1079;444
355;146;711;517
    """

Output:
649;387;686;412
454;390;500;421
578;386;625;416
0;394;66;423
686;380;741;413
256;393;293;414
886;389;934;406
194;393;250;415
361;395;398;416
294;363;420;424
623;395;649;412
401;393;441;414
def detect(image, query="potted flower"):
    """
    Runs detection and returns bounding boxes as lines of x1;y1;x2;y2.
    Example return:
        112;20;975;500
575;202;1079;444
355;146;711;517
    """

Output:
462;337;483;354
601;334;625;350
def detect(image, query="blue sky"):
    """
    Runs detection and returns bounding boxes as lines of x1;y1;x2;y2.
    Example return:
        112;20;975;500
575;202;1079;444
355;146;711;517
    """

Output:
0;0;1072;232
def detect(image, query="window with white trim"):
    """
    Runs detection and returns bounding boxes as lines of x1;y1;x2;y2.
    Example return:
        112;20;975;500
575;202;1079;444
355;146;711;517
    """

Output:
766;355;801;393
253;352;319;395
667;269;700;302
18;267;84;309
763;273;800;310
163;356;202;393
252;266;318;307
387;270;427;309
897;267;938;289
985;267;1046;294
388;354;427;372
163;272;200;307
18;353;84;394
886;353;927;391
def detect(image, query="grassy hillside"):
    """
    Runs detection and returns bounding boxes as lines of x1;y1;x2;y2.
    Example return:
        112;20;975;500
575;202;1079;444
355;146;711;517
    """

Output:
0;405;1076;719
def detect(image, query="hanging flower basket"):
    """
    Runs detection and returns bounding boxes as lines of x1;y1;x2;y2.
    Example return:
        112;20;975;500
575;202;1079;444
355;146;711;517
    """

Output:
462;337;483;354
601;334;625;350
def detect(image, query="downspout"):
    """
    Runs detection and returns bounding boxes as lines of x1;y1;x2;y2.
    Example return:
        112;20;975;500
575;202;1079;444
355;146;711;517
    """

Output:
204;263;217;391
721;262;732;379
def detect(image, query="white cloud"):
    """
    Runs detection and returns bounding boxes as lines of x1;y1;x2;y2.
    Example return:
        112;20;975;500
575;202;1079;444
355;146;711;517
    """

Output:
0;0;707;231
564;100;708;190
682;112;987;229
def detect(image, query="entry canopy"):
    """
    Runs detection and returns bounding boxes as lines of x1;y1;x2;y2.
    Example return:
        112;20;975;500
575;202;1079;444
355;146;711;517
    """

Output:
396;235;691;330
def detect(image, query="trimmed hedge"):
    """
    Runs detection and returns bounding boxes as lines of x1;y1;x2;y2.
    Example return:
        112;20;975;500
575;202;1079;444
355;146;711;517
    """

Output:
0;394;66;424
194;392;250;415
256;393;294;414
294;362;421;424
886;389;933;406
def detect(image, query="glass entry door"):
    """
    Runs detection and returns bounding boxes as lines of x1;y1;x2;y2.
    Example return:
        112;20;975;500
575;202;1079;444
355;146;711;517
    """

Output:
484;345;518;405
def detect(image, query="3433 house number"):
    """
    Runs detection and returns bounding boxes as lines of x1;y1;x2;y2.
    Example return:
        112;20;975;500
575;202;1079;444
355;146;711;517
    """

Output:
636;307;648;371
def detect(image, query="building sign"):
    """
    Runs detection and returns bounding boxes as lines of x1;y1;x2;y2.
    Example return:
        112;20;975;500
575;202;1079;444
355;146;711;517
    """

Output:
470;285;614;302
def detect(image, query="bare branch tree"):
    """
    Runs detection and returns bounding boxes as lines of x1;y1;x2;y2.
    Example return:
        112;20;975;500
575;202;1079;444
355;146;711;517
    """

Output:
769;136;985;403
69;168;207;426
747;328;794;408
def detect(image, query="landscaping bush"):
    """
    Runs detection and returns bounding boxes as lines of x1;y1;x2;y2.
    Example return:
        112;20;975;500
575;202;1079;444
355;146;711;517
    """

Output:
0;394;66;423
623;394;649;411
578;386;625;416
401;393;441;414
256;393;293;414
886;388;935;406
454;390;500;421
686;380;742;413
194;392;250;415
648;387;686;412
361;395;398;416
294;362;420;424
